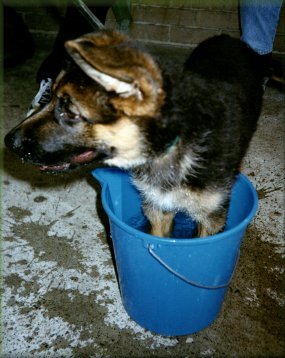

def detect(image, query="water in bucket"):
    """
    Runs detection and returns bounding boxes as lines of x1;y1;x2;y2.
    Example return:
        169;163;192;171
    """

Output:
92;168;258;336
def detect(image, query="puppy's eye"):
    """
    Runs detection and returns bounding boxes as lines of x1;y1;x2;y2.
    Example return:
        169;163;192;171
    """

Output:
55;96;83;125
65;113;82;124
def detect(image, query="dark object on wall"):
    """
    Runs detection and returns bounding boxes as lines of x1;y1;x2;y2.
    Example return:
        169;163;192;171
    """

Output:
4;6;34;67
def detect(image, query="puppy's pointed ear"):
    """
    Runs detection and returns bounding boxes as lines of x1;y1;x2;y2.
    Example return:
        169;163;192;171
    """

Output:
65;32;143;99
65;31;165;116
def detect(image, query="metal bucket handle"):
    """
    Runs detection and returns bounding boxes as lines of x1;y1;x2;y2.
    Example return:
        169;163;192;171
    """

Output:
148;244;240;290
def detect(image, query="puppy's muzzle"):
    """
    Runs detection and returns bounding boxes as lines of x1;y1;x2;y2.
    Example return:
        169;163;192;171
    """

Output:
5;126;36;162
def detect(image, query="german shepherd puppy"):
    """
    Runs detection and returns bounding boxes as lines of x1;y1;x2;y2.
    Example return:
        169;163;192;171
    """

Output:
5;31;263;237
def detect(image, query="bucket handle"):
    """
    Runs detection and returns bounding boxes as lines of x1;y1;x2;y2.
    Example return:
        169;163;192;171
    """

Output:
148;245;239;290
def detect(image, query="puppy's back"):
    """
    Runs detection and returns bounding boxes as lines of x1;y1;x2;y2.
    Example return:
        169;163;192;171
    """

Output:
184;34;263;87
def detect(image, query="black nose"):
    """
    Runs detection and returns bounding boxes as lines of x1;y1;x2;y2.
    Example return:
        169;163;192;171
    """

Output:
5;127;22;153
5;126;35;160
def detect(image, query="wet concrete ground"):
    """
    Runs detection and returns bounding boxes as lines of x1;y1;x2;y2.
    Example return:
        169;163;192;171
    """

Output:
1;37;285;357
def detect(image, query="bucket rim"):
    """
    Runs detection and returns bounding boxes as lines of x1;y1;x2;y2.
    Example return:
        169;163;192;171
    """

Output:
92;169;258;246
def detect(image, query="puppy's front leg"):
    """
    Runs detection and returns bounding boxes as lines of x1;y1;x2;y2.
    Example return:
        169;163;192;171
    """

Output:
143;205;175;238
197;210;227;237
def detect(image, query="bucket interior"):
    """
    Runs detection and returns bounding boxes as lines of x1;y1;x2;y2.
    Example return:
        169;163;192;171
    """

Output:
93;168;257;239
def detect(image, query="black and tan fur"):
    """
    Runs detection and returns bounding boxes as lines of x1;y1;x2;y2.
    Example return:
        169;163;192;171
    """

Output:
5;31;264;237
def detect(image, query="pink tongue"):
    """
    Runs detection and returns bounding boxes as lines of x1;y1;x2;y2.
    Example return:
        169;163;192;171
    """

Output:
39;150;96;171
71;150;97;164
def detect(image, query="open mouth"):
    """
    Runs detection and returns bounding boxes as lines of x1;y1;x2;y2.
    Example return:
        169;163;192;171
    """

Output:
39;149;98;172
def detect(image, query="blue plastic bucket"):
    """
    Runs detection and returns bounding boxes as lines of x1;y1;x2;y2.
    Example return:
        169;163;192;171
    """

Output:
92;168;258;336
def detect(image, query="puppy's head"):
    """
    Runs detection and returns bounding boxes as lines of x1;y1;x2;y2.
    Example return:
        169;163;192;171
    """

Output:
5;31;165;172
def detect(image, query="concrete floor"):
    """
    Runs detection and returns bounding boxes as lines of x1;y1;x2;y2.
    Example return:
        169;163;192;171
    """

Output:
1;37;285;357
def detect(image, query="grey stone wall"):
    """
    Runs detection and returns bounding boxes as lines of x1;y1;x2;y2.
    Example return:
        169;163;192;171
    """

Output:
11;0;285;52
